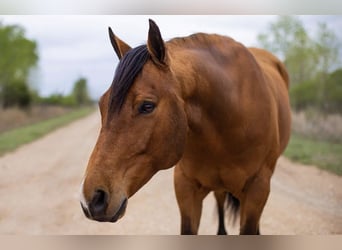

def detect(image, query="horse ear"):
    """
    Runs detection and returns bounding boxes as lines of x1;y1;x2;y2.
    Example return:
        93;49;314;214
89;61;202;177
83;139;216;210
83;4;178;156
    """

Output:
147;19;166;65
108;27;132;60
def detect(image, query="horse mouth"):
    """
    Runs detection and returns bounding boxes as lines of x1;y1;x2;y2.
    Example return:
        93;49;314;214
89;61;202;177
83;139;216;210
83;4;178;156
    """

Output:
110;198;128;222
80;197;128;223
81;202;91;218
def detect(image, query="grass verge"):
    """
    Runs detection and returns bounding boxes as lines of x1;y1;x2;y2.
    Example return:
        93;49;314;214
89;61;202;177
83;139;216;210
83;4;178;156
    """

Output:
284;133;342;176
0;107;95;156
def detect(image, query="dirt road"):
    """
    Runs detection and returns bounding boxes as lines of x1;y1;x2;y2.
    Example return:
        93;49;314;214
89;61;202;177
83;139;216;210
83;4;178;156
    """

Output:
0;112;341;234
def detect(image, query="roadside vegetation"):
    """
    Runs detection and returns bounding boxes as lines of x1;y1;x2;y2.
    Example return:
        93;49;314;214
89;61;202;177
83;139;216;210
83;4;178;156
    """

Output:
258;16;342;175
284;111;342;175
284;133;342;175
0;107;95;156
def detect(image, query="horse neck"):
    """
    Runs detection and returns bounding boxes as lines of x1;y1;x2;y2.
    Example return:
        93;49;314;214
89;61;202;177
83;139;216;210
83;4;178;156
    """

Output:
167;44;235;134
166;34;243;108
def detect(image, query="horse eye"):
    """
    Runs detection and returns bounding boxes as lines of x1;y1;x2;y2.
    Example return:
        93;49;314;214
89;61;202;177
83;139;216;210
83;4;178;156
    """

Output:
138;101;156;114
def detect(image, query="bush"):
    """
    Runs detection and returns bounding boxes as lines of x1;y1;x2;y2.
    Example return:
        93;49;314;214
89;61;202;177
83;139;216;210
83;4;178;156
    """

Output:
290;79;318;110
38;94;76;107
290;68;342;114
325;69;342;113
1;80;32;108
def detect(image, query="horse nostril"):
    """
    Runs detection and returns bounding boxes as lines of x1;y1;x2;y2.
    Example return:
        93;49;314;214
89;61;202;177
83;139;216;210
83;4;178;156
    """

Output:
89;189;108;218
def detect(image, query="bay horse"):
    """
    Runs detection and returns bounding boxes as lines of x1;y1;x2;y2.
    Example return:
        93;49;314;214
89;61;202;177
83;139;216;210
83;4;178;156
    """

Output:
80;19;291;235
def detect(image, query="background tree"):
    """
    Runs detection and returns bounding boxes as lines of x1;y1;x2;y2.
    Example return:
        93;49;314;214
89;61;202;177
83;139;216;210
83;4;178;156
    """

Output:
257;16;342;114
324;69;342;113
257;16;306;60
1;79;31;108
314;22;341;109
314;22;340;76
257;16;318;85
0;22;39;108
71;77;92;106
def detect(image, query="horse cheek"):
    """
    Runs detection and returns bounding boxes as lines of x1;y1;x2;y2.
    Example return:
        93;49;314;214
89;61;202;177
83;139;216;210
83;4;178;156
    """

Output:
162;105;187;169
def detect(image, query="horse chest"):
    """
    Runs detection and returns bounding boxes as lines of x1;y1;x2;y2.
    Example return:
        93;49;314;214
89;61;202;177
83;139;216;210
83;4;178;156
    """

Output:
180;156;247;194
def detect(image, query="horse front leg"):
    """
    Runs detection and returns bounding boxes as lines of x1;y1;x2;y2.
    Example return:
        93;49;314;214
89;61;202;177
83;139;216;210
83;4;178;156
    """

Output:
174;165;209;235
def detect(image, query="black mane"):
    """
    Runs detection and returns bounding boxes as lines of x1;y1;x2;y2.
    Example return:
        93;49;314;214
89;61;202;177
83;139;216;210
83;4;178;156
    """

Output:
108;45;150;114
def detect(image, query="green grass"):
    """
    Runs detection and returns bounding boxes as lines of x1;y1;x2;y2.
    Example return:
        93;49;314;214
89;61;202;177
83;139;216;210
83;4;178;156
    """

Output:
284;133;342;175
0;107;95;156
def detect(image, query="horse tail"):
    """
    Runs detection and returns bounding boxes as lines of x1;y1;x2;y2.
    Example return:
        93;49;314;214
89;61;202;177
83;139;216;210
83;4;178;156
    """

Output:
226;193;240;225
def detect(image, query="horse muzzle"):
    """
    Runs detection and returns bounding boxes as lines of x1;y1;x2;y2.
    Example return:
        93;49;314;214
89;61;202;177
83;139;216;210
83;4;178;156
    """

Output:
80;188;128;223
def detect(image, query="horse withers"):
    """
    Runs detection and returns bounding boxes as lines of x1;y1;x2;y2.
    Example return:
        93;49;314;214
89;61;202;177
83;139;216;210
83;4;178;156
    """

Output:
80;19;291;235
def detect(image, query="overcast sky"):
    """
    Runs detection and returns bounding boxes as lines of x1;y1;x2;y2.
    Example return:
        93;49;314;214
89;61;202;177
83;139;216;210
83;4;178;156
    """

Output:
1;15;341;99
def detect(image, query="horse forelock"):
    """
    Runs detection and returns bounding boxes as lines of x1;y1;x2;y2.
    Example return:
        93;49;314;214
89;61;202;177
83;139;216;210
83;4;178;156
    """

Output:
108;45;150;115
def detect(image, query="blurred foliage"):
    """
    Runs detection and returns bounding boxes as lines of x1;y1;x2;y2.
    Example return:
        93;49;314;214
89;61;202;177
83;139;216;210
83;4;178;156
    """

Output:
1;79;32;108
257;16;317;84
37;93;77;107
325;69;342;112
290;68;342;113
36;77;92;107
0;22;93;110
257;16;342;114
0;22;38;108
72;77;92;106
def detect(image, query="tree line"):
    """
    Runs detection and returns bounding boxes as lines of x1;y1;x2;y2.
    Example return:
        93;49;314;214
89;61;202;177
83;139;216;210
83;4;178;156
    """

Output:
257;16;341;114
35;77;92;107
0;22;92;109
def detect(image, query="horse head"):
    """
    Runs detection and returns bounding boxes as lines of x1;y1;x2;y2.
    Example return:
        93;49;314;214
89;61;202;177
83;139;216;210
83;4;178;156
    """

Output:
80;20;188;222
